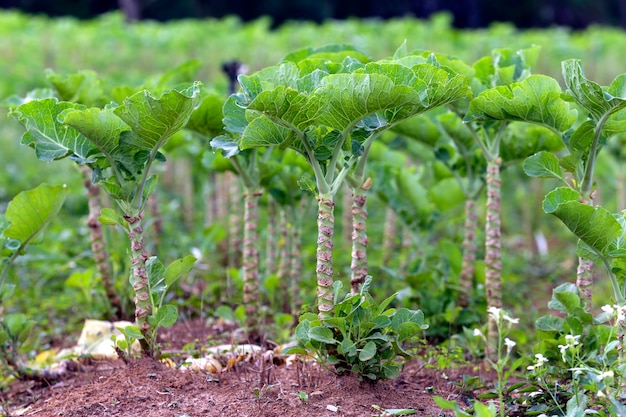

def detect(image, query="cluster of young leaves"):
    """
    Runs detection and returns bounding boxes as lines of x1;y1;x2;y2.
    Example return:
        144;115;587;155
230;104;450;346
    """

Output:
286;277;428;383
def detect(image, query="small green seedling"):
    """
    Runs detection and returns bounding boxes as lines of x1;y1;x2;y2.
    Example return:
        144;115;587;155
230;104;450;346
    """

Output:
291;391;309;404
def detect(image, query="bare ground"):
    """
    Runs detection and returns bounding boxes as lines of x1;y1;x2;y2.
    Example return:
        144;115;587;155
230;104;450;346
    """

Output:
3;318;488;417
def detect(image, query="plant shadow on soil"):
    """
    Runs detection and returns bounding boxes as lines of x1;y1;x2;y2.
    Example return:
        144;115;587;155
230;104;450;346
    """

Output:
3;318;496;417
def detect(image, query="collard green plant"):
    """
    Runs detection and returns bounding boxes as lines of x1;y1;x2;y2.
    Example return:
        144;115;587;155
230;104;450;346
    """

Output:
9;83;200;357
286;276;428;383
522;60;626;309
227;45;471;318
462;47;575;352
187;88;281;342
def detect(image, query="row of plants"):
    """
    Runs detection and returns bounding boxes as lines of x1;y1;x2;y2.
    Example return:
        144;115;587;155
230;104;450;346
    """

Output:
1;30;626;415
1;10;626;103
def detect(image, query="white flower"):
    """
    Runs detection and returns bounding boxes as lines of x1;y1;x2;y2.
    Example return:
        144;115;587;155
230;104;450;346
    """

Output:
473;328;483;337
504;338;516;353
601;305;615;315
487;306;501;321
502;313;520;324
528;353;549;371
558;344;569;362
615;304;626;323
597;370;614;381
565;334;580;346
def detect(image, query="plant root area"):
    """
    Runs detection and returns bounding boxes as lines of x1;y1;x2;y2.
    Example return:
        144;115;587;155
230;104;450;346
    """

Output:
3;319;488;417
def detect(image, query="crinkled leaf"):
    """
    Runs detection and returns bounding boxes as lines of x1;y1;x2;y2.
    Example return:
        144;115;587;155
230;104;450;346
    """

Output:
9;98;95;163
46;69;105;106
543;187;622;255
523;151;563;179
562;60;626;123
313;73;423;132
4;184;68;247
240;115;295;149
114;84;200;151
61;107;131;163
247;86;318;131
465;75;577;133
210;135;240;158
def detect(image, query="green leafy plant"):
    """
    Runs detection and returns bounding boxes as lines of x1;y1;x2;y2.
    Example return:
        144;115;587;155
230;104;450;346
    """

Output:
524;283;624;416
111;324;144;362
0;184;68;379
469;308;524;417
286;277;428;383
9;83;200;357
522;61;626;309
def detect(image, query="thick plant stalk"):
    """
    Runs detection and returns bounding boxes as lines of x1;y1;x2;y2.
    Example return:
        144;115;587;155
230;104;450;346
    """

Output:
124;212;152;354
266;199;278;276
342;187;353;249
577;259;594;309
382;207;398;265
277;209;292;313
243;189;263;342
82;168;121;321
290;221;303;315
350;185;369;294
227;172;243;269
316;194;335;318
485;158;503;356
178;158;194;231
147;192;162;255
458;198;478;308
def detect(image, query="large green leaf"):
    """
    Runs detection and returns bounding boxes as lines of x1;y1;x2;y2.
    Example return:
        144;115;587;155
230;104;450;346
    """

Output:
410;64;472;108
186;92;225;138
312;73;424;132
46;69;106;107
523;151;563;180
4;184;69;247
114;83;200;151
164;255;196;287
9;98;95;164
465;75;577;133
247;86;318;131
543;187;622;255
61;107;131;161
240;115;296;150
562;60;626;123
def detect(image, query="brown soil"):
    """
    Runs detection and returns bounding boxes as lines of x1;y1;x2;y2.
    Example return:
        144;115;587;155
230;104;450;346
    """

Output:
2;319;487;417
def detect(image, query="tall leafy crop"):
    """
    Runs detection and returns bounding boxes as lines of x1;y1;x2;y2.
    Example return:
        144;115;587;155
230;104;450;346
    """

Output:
9;84;200;357
223;45;471;318
520;61;626;306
